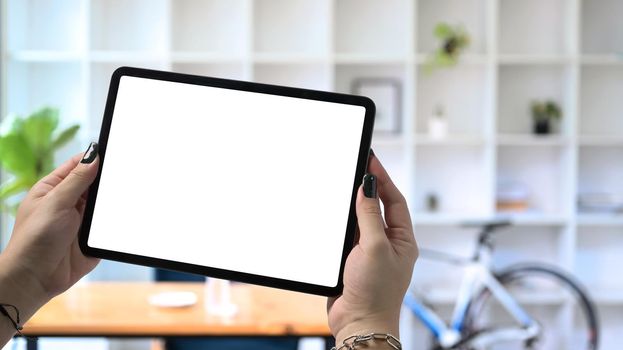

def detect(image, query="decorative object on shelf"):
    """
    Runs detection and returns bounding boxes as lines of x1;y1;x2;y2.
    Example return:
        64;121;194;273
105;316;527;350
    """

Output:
531;100;562;135
352;78;402;134
496;182;530;212
426;193;439;212
428;104;448;140
424;22;470;72
578;193;623;213
0;107;80;214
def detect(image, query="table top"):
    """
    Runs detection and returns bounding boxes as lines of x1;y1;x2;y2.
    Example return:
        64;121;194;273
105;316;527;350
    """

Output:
23;282;331;337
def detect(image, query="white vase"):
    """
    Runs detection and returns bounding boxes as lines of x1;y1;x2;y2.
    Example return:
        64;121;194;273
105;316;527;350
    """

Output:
428;117;448;140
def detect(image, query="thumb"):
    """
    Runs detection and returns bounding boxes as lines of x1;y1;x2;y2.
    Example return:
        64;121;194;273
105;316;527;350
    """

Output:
355;173;387;249
52;142;100;208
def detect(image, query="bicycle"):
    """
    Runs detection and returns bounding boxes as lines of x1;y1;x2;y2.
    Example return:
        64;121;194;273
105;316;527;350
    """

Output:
403;219;599;350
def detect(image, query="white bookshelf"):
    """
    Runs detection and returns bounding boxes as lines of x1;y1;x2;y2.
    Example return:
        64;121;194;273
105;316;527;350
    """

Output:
2;0;623;348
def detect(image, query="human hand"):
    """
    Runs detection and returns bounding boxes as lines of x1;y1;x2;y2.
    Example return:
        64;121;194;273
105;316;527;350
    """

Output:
0;143;100;321
327;151;418;345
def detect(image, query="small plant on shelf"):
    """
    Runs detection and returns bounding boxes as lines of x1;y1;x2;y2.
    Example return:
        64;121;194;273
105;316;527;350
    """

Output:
531;100;562;135
424;22;470;72
0;107;80;214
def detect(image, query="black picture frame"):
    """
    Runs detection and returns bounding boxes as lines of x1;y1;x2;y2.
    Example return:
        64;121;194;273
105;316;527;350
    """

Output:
78;66;375;297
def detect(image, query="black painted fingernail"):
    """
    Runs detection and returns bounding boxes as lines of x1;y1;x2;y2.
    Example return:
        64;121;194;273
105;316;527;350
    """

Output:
363;173;377;198
369;148;375;157
81;142;98;164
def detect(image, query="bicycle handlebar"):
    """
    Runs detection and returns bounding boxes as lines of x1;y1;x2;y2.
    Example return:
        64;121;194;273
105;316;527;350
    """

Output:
464;218;513;249
461;219;512;231
418;218;514;264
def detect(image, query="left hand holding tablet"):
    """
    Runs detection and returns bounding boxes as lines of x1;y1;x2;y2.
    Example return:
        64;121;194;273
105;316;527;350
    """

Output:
0;144;100;326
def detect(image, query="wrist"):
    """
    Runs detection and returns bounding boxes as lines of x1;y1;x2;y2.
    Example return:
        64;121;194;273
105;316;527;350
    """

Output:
334;317;400;346
0;253;49;322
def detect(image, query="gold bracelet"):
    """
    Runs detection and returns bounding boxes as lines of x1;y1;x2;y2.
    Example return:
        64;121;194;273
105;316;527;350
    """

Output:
332;333;401;350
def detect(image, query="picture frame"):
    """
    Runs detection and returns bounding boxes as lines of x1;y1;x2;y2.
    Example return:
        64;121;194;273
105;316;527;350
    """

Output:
352;78;402;134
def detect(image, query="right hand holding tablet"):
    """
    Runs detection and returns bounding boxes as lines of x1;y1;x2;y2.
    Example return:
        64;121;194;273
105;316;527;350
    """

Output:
327;151;418;346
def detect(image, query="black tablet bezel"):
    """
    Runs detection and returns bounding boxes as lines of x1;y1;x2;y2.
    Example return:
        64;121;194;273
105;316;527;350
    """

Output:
78;66;375;297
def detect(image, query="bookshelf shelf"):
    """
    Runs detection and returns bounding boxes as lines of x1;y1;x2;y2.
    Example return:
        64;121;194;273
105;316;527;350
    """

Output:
414;134;485;146
581;54;623;66
253;63;332;90
496;134;570;147
578;135;623;146
7;50;83;62
577;214;623;227
497;54;571;65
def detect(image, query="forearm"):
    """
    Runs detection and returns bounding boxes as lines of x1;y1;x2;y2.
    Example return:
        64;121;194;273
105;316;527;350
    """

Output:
334;317;400;350
0;254;48;346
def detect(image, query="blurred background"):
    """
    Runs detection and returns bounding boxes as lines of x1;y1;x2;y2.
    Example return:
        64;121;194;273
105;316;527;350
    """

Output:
1;0;622;349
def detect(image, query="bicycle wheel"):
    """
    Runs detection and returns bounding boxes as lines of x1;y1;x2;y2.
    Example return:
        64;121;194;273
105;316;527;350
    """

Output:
462;264;599;350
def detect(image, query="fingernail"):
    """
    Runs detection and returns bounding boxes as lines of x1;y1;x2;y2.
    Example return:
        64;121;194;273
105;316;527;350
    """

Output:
81;142;98;164
369;148;375;157
363;173;377;198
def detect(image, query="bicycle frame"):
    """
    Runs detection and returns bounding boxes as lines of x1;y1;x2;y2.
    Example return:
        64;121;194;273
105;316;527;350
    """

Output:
404;245;541;349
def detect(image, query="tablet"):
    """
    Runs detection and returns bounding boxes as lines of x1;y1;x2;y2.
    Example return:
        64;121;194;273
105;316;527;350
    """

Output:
79;66;375;296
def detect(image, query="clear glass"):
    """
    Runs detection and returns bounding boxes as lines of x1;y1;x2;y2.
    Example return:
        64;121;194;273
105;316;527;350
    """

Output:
204;277;238;317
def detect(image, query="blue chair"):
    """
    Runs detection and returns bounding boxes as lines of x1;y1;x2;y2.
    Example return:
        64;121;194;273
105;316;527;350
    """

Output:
153;269;299;350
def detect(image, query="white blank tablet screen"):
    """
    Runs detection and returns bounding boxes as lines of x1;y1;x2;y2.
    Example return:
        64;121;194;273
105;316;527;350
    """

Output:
87;76;366;287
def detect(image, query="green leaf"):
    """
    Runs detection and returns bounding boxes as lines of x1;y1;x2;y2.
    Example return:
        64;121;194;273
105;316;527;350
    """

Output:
545;101;562;120
10;116;25;133
22;107;59;153
0;107;82;198
52;124;80;150
39;152;55;178
0;114;22;134
434;23;454;39
0;133;37;178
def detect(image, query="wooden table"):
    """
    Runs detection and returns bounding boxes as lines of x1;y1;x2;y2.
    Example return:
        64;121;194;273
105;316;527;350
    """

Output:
22;282;332;349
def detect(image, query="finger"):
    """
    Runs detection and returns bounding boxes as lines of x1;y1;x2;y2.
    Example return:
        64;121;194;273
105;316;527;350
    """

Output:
37;153;84;188
50;142;100;208
368;152;413;233
26;153;85;201
355;174;387;249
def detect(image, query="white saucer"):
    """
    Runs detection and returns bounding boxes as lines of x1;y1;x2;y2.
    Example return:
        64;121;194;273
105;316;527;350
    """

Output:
148;291;198;308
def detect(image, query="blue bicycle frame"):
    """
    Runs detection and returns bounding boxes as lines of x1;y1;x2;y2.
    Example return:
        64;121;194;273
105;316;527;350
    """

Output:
403;259;538;348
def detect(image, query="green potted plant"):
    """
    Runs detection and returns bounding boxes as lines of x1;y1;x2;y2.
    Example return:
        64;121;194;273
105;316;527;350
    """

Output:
531;100;562;135
0;107;80;214
424;22;470;72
